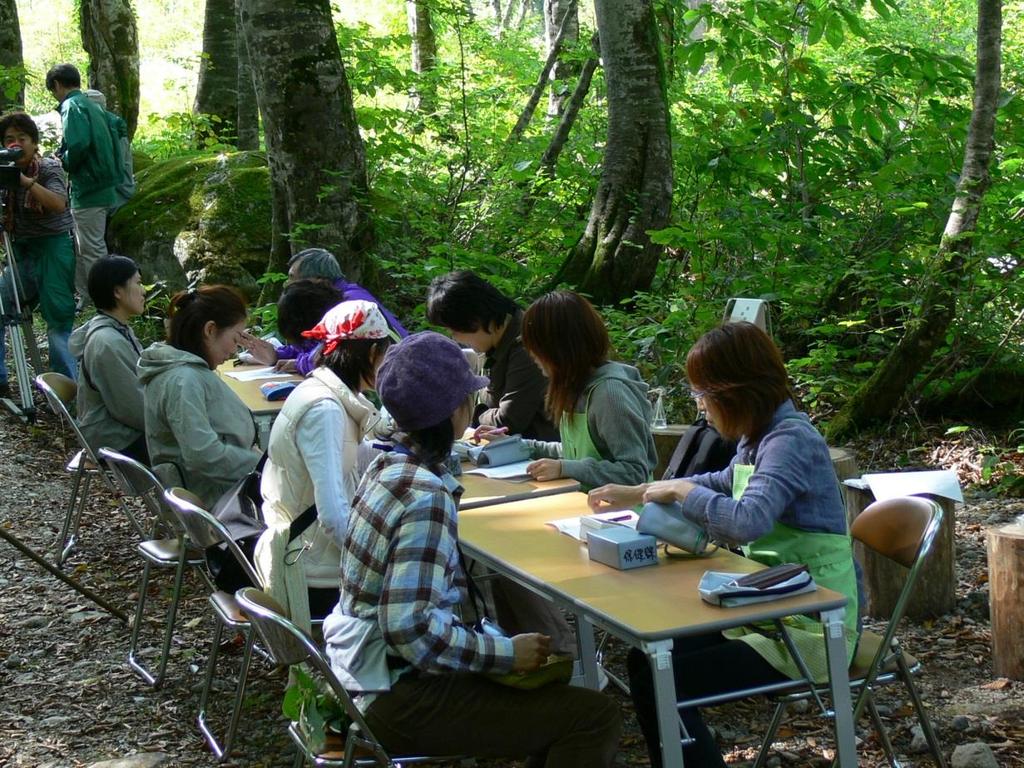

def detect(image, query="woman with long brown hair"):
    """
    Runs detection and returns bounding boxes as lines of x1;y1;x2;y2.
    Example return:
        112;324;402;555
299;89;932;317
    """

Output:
589;322;860;767
516;290;657;489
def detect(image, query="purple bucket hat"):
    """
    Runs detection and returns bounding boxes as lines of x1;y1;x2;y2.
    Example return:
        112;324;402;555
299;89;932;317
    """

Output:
377;331;489;431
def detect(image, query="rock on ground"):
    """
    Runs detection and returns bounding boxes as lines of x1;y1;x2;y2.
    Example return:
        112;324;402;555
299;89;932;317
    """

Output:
86;754;171;768
951;742;1000;768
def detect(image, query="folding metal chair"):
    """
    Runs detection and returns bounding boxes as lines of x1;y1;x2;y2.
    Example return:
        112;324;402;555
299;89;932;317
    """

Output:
686;495;948;768
100;449;208;688
236;588;466;768
723;297;772;335
35;373;119;563
164;487;264;762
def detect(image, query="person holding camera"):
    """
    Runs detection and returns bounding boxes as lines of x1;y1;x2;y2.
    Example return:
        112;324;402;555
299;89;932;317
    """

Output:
45;63;118;304
0;111;78;396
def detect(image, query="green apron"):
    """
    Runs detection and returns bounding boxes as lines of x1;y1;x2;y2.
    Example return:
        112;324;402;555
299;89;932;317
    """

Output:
559;396;604;492
559;384;652;492
724;463;859;683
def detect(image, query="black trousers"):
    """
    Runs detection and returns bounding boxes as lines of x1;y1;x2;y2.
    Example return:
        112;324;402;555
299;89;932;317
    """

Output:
627;632;788;768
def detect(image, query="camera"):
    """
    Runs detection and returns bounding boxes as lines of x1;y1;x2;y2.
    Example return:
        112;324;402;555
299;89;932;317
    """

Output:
0;146;24;192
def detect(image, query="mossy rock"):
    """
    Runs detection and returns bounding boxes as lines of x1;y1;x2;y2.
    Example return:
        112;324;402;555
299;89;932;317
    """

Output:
109;150;272;297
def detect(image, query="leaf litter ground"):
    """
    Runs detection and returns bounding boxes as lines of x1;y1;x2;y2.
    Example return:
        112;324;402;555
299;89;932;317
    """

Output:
1;394;1022;767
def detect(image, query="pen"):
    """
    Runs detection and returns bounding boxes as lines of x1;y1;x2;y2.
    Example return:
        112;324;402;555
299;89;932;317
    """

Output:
607;514;633;522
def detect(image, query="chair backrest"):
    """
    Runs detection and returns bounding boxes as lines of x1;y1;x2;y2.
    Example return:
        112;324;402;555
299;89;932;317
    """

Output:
164;488;263;590
235;587;391;764
723;298;772;335
99;447;180;536
850;495;943;681
36;373;100;465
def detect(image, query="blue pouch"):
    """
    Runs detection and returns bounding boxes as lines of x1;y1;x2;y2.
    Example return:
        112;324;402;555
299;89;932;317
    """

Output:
260;381;298;401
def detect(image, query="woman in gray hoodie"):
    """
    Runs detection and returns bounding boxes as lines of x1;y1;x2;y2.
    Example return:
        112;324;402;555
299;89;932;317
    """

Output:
138;286;260;506
68;256;147;462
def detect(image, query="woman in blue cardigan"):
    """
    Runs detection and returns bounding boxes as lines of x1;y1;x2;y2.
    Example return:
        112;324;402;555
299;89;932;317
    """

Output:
589;322;860;767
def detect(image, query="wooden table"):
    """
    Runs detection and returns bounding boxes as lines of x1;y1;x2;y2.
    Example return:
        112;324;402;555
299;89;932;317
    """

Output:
215;362;301;447
458;492;856;768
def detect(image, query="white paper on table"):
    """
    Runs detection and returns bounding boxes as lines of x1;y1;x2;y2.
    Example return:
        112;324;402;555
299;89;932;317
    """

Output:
463;460;533;481
857;470;963;503
546;510;640;542
223;366;294;382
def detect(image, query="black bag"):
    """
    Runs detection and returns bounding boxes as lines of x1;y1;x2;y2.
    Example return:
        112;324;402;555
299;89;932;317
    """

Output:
206;534;260;593
662;415;736;480
205;453;268;592
205;450;319;593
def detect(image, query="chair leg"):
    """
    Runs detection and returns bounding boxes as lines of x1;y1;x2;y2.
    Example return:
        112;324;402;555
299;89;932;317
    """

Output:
128;561;155;684
65;473;93;558
753;701;788;768
899;657;948;768
128;550;187;688
150;550;189;688
865;691;900;768
56;466;86;564
198;617;227;759
223;628;256;758
291;746;305;768
199;620;256;762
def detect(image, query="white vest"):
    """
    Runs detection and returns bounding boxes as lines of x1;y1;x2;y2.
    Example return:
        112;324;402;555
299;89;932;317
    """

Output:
256;368;378;630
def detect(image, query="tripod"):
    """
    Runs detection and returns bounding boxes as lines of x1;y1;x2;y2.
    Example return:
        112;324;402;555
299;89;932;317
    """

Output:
0;199;44;423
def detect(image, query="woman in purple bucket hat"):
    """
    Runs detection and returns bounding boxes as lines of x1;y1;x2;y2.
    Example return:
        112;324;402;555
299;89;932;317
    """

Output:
322;331;621;767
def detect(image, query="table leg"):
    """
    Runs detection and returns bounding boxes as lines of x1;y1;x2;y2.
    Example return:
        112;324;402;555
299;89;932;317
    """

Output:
254;414;274;450
644;638;684;768
574;614;600;689
822;607;857;767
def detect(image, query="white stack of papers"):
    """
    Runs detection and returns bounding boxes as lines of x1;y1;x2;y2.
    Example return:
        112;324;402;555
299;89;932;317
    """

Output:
223;366;294;382
842;469;963;503
546;510;639;542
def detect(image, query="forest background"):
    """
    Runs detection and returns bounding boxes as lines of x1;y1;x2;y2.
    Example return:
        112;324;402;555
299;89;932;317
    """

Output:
3;0;1024;485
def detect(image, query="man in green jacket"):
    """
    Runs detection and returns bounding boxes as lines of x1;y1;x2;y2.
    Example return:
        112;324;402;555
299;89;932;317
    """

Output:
45;64;118;304
84;89;135;214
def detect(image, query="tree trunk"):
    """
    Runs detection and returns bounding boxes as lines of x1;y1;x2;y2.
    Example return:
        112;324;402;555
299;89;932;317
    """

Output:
539;34;598;176
79;0;140;139
558;0;673;304
0;0;24;111
500;0;517;30
827;0;1001;441
507;3;575;145
237;0;373;279
194;0;242;144
234;0;259;151
514;0;530;29
544;0;578;117
406;0;438;113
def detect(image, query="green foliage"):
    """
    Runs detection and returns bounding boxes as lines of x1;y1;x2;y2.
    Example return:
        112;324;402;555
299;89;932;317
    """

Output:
133;112;233;160
36;0;1024;434
281;667;350;755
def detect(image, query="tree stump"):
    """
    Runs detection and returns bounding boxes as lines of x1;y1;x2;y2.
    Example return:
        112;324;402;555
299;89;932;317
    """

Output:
987;521;1024;680
829;447;859;484
843;487;956;620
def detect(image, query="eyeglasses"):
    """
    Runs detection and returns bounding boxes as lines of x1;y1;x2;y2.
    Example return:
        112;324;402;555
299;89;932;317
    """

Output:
689;388;706;402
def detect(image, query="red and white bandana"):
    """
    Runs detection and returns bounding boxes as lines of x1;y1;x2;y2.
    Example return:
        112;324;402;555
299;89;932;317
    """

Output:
301;299;397;356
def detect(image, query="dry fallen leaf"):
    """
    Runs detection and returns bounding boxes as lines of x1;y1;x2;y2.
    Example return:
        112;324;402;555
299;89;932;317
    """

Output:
981;678;1013;690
